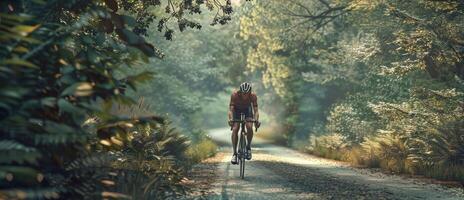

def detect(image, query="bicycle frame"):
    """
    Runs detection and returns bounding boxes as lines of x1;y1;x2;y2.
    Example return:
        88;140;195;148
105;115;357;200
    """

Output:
230;113;258;179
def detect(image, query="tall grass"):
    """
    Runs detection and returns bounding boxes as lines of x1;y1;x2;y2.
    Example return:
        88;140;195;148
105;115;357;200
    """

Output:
109;100;219;199
186;138;218;165
307;134;347;160
307;129;464;184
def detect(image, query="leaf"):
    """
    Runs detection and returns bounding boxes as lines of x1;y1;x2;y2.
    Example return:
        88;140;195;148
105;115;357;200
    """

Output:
41;97;56;107
0;13;31;22
0;86;29;99
0;66;14;75
44;121;76;135
113;95;136;105
59;74;77;85
126;72;154;84
95;33;105;45
87;50;99;63
13;46;29;53
11;24;40;36
101;191;130;199
0;166;40;183
81;35;93;44
0;31;42;43
61;82;93;97
3;58;38;69
0;140;36;152
0;140;41;164
58;98;79;113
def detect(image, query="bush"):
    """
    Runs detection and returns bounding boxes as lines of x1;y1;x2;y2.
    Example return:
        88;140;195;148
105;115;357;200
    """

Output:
419;164;464;184
372;133;415;174
308;129;464;184
111;123;190;200
344;145;375;167
408;120;464;183
307;133;347;160
186;138;218;165
106;100;220;199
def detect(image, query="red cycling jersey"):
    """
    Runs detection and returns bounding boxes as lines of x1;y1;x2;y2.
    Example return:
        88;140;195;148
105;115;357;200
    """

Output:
229;91;258;110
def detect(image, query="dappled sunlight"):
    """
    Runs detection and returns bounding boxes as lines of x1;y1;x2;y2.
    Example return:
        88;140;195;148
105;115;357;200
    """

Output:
204;133;464;199
2;0;463;199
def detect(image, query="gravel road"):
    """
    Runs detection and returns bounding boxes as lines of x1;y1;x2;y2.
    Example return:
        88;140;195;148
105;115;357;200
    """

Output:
183;128;464;200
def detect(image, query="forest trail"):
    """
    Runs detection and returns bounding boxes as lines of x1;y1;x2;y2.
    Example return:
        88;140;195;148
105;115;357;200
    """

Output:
185;128;464;200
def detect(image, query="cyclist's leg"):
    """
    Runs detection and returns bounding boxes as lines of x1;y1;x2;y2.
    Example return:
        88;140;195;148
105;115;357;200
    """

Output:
245;107;254;150
231;109;240;155
231;122;239;154
245;121;253;149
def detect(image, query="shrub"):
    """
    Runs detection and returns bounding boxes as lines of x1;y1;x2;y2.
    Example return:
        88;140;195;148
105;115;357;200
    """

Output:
408;120;464;183
111;123;190;200
374;133;415;174
307;133;347;160
344;145;375;167
186;138;218;165
410;120;464;166
345;132;414;173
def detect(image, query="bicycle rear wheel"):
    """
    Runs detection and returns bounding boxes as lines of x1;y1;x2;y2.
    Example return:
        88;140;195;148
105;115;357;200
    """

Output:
239;131;246;179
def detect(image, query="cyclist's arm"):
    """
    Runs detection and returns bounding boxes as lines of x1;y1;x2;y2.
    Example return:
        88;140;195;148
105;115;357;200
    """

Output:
228;105;234;121
228;94;235;122
252;94;259;121
253;105;259;121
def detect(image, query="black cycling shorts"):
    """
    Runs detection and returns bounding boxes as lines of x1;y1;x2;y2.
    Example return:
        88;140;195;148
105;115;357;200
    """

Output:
233;107;253;120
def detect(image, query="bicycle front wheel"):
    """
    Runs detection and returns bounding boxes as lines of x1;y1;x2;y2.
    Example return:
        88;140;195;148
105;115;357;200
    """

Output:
239;132;246;179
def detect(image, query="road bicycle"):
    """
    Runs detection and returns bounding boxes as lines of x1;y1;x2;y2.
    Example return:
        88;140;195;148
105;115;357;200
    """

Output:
230;113;259;179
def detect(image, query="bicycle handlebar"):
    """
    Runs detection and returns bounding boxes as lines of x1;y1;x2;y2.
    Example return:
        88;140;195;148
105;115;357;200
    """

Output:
229;119;261;132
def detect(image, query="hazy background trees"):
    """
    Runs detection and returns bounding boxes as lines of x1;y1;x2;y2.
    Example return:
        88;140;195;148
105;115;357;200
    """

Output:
239;0;463;182
0;0;239;199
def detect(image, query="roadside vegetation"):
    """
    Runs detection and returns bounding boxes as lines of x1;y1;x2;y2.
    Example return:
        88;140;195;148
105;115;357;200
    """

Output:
1;0;463;199
239;0;464;184
0;0;229;199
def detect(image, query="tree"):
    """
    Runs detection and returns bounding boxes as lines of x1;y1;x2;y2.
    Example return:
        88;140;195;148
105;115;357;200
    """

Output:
0;0;235;198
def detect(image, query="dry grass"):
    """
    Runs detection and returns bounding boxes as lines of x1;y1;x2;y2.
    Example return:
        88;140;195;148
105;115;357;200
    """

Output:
186;138;218;165
419;164;464;184
307;134;347;161
308;133;464;184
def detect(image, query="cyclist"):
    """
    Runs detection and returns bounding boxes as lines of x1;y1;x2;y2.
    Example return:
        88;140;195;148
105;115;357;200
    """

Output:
228;82;260;164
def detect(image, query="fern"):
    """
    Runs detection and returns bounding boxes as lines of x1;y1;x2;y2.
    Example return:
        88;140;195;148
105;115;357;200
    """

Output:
0;140;40;164
410;120;464;166
0;188;61;199
111;122;189;199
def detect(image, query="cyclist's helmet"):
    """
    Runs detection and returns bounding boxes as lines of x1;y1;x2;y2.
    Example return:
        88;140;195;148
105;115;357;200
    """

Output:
239;82;252;93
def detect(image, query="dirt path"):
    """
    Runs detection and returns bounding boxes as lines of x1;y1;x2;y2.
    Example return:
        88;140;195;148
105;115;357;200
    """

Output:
183;128;464;200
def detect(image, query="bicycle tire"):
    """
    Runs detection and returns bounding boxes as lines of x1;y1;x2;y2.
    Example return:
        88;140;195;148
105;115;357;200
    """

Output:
239;130;246;179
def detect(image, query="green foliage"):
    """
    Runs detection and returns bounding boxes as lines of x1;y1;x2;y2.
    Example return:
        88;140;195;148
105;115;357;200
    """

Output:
365;132;414;174
307;134;347;160
186;137;218;165
240;0;464;183
131;7;248;131
0;0;233;199
309;131;464;183
409;120;464;167
111;123;190;199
